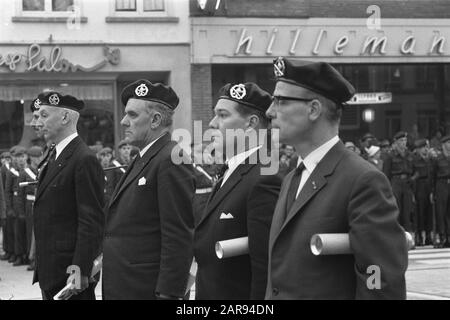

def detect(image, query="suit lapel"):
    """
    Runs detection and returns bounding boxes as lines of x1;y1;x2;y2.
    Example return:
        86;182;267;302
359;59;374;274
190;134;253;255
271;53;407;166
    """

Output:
36;137;81;201
109;133;171;207
272;141;346;240
197;163;254;227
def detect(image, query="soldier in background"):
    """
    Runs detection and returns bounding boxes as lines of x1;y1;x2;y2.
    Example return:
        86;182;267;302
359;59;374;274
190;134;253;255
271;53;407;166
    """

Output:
432;135;450;248
383;132;415;241
191;142;215;226
116;140;132;166
98;147;121;205
1;146;20;263
359;133;376;160
21;146;43;270
11;146;29;266
411;139;434;246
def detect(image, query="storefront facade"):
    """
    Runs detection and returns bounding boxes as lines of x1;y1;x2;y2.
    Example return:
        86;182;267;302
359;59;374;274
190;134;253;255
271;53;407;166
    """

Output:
0;0;192;151
191;13;450;143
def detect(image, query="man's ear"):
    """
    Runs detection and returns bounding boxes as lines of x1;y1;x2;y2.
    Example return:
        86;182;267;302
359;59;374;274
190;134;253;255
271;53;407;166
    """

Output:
150;111;162;129
247;114;260;130
308;99;322;122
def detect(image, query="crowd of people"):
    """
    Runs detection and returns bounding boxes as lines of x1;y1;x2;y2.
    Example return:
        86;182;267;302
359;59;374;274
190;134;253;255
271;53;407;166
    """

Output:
0;57;447;300
278;130;450;249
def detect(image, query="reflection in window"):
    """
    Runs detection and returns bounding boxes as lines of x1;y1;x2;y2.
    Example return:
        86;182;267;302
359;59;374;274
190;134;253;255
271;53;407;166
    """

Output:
52;0;74;11
144;0;164;11
23;0;45;11
116;0;137;11
77;100;115;147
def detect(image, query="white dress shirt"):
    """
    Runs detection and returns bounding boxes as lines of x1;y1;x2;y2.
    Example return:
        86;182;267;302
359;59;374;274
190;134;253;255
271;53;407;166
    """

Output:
55;132;78;160
139;134;165;158
221;145;262;187
294;136;340;198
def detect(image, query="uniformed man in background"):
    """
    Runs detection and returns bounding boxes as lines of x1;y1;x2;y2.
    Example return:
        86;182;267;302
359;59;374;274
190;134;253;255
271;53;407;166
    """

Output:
433;135;450;248
411;139;434;246
383;132;415;239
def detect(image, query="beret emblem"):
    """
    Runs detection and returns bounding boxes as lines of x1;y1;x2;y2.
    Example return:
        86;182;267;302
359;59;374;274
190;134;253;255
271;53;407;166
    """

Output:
135;83;149;97
229;84;246;100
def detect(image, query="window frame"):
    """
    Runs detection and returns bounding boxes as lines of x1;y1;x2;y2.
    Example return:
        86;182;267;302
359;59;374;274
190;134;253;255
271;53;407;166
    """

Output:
111;0;169;17
18;0;82;17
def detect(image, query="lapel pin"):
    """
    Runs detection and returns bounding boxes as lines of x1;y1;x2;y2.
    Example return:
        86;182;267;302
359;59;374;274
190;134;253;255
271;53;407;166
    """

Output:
312;181;317;190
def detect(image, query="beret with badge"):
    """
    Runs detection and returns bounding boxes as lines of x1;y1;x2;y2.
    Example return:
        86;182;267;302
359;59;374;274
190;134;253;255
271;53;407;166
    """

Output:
98;147;113;156
414;139;428;149
393;131;408;141
273;57;355;106
217;82;272;113
11;146;27;157
30;98;40;113
121;79;179;110
36;91;84;112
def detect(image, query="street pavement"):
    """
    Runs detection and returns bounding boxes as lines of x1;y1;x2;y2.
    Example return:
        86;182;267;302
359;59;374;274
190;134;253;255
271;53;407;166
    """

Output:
0;231;448;300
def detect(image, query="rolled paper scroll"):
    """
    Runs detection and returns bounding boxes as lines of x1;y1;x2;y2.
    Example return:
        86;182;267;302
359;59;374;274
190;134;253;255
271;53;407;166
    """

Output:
215;236;249;259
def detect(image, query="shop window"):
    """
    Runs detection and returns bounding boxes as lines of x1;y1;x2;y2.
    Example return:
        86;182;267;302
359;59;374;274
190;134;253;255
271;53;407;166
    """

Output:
22;0;74;12
115;0;165;13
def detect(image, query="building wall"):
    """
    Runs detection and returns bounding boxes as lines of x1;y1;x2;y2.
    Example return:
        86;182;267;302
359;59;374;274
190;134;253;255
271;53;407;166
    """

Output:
191;64;213;133
190;0;450;18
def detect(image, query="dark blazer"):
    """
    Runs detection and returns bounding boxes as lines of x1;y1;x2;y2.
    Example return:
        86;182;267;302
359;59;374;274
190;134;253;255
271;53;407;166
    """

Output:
0;173;5;220
33;136;105;291
103;132;195;300
194;156;282;300
266;141;408;300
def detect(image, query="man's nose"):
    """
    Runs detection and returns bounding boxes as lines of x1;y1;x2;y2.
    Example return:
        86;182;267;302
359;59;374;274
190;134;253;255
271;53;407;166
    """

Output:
266;103;276;119
120;115;129;127
209;116;218;129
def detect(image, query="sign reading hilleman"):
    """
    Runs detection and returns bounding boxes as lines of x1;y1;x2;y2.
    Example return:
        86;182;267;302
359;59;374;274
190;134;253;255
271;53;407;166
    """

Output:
0;44;120;72
234;28;447;56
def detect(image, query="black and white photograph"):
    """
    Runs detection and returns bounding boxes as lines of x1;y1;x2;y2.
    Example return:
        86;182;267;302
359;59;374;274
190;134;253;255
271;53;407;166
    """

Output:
0;0;449;305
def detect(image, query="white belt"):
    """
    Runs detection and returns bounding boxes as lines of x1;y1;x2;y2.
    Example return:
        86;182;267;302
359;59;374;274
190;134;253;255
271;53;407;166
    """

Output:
196;187;212;194
26;195;35;201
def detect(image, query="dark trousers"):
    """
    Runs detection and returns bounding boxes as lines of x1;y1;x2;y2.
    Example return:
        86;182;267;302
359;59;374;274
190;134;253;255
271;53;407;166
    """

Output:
5;216;15;254
14;217;27;256
435;179;450;235
25;211;33;255
415;180;433;233
392;178;414;232
42;281;97;300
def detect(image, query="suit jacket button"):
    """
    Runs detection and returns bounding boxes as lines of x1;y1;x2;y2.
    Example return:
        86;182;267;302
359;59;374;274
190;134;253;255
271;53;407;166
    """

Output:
272;288;279;296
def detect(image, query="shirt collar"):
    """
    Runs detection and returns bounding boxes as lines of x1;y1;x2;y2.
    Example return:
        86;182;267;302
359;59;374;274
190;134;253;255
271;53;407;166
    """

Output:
139;134;165;158
297;136;340;172
55;132;78;160
227;145;262;170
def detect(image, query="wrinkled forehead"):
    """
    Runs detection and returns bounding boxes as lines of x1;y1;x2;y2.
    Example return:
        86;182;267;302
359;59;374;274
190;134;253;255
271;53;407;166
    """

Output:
38;104;63;115
125;98;149;112
273;81;316;98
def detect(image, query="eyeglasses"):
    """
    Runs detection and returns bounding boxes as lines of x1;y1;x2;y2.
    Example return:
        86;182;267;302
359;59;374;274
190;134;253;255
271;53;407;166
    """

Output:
272;95;314;106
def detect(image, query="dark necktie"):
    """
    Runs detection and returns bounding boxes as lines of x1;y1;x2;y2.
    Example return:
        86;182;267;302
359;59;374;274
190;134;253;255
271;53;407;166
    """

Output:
210;163;229;200
38;145;56;181
285;162;306;215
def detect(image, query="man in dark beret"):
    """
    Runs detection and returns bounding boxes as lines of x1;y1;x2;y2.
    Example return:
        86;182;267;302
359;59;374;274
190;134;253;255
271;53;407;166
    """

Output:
194;82;282;300
32;91;105;300
432;135;450;248
265;57;407;299
383;131;415;240
102;80;195;300
116;139;132;167
411;139;434;246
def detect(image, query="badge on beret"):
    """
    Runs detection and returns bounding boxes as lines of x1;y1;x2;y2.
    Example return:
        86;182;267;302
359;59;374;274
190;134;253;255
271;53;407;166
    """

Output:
229;84;246;100
34;99;41;110
49;94;60;106
274;57;285;77
135;83;149;97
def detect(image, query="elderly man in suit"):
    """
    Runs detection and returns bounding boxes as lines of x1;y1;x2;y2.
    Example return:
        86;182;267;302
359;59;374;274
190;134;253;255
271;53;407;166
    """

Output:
32;92;105;300
194;82;282;300
102;80;195;300
265;58;408;300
